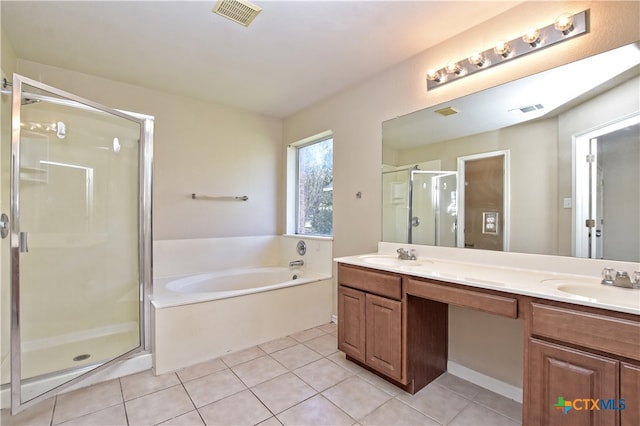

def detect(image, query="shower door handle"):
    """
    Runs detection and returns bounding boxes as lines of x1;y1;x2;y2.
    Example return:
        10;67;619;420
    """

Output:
19;231;29;253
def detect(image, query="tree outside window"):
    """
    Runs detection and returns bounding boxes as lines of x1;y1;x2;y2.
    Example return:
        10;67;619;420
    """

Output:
297;138;333;236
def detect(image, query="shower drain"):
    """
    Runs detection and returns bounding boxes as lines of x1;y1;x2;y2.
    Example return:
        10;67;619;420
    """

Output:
73;354;91;362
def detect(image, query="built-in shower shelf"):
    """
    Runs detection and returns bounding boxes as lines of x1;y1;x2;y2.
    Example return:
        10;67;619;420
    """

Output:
20;167;48;183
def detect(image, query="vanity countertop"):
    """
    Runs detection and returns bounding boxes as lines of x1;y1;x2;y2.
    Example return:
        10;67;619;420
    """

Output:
335;251;640;315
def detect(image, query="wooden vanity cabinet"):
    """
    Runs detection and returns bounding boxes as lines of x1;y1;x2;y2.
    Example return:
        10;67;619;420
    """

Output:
526;302;640;426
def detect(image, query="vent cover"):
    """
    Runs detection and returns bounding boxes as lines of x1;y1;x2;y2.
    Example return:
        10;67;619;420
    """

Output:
212;0;262;27
509;104;545;115
434;106;459;117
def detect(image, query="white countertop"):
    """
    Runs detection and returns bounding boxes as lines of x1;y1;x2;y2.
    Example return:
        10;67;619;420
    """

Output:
335;249;640;315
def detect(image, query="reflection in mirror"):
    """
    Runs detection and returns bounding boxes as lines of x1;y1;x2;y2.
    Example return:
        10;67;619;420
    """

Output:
382;42;640;261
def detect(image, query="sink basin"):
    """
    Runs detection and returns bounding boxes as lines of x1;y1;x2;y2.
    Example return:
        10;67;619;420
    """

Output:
542;279;640;307
357;254;431;267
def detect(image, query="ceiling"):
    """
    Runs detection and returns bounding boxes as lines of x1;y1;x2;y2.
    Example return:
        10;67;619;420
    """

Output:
1;1;523;118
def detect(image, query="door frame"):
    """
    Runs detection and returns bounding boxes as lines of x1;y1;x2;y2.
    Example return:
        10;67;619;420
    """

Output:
456;150;510;251
9;74;153;414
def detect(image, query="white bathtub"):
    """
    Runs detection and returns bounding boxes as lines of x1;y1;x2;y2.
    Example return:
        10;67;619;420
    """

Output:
152;266;333;373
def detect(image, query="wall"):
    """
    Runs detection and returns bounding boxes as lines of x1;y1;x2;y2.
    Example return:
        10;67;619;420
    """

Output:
13;59;283;240
284;1;639;390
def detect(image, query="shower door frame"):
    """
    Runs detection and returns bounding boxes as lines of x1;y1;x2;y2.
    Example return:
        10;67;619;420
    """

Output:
9;74;153;414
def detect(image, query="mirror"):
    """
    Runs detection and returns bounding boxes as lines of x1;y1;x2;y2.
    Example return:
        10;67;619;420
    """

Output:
382;42;640;262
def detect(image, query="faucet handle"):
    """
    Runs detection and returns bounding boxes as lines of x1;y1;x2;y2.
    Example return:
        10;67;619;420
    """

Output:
601;267;615;284
632;271;640;284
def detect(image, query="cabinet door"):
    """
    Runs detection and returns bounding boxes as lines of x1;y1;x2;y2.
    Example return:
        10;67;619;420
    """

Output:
337;286;366;363
366;293;402;381
621;362;640;426
527;338;618;426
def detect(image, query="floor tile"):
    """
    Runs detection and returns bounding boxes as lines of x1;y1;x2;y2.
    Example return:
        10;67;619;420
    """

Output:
198;389;272;425
304;334;338;356
327;351;368;374
293;358;352;392
433;372;483;399
317;322;337;335
158;410;204;425
252;372;317;414
322;376;393;420
120;370;180;401
53;379;123;424
183;368;246;408
257;416;283;425
357;369;403;397
259;336;298;354
271;344;322;370
176;357;227;382
231;355;288;387
58;404;127;425
473;389;523;422
125;385;194;425
449;401;520;426
277;394;354;426
396;382;472;424
0;397;55;426
360;398;440;426
221;346;267;367
290;327;326;343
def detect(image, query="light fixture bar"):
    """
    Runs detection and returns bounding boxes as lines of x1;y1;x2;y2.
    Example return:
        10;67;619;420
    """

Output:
426;10;588;90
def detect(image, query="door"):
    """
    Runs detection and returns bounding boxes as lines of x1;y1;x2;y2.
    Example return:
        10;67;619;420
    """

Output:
365;293;402;381
8;74;153;413
410;171;457;247
621;363;640;426
337;286;366;363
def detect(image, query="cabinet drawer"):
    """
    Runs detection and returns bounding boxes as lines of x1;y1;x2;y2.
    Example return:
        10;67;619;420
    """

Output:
531;303;640;361
405;277;517;318
338;264;401;300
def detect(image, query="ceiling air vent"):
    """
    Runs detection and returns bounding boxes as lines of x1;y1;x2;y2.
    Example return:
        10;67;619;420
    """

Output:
434;106;459;117
212;0;262;27
509;104;545;115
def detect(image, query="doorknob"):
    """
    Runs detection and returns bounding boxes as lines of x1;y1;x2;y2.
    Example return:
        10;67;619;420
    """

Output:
0;213;8;239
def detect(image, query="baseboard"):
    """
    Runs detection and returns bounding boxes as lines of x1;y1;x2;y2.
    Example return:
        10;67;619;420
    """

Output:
447;360;523;403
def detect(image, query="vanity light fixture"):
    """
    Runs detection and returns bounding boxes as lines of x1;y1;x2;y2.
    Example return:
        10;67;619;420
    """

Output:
426;9;588;90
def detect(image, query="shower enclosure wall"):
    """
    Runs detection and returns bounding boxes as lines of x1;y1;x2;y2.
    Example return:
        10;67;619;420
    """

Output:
1;75;153;414
382;167;457;246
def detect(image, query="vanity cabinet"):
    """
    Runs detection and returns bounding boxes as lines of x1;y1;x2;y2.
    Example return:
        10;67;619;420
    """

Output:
526;302;640;426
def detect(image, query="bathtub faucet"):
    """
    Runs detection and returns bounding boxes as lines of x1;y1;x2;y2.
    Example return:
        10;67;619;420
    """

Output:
289;260;304;267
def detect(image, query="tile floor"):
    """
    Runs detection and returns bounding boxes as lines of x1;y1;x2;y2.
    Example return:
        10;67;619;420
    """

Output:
2;323;522;425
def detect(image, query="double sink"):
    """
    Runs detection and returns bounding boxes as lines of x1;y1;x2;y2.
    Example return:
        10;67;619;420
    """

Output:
355;254;640;312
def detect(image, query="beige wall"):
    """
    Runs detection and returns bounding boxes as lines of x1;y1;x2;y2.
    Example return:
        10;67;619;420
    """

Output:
284;1;639;388
12;59;283;240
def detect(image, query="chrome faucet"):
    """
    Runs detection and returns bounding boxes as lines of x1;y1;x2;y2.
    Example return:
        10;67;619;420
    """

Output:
289;260;304;267
396;248;417;260
601;268;640;289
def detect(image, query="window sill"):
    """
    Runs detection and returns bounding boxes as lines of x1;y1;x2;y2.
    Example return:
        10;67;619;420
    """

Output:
282;234;333;242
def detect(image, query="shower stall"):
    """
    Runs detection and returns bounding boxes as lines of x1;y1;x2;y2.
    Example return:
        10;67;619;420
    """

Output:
382;167;457;246
0;75;153;414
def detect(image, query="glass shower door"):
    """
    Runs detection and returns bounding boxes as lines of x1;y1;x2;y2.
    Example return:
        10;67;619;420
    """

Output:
9;75;152;413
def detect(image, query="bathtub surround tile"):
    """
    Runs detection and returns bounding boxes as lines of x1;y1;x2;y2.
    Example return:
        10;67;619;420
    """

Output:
183;368;247;408
58;404;127;426
276;394;355;426
259;336;298;354
231;355;289;387
270;344;322;370
290;327;326;343
304;333;338;356
175;358;227;382
198;390;272;425
221;345;267;367
322;376;393;420
251;372;317;414
53;379;123;424
125;385;194;425
120;370;180;401
293;358;353;392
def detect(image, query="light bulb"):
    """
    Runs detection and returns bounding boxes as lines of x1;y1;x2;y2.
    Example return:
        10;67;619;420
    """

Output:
523;28;541;47
426;69;443;82
445;62;463;75
468;52;486;67
554;13;574;35
494;41;512;58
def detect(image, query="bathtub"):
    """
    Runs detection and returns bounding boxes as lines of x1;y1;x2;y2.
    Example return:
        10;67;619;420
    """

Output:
152;266;333;373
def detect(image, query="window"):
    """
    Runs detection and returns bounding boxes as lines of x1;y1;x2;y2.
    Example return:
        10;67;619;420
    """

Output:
290;135;333;236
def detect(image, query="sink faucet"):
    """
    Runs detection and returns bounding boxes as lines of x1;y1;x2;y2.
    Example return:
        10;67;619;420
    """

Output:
601;268;640;289
397;248;417;260
289;260;304;267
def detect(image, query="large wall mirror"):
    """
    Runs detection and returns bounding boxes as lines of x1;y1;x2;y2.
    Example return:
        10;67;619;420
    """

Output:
382;42;640;262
